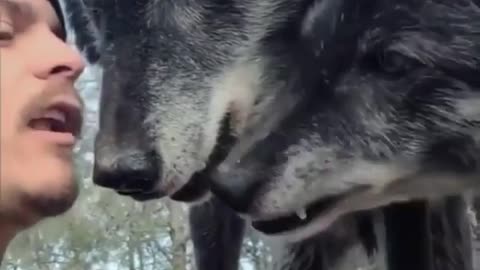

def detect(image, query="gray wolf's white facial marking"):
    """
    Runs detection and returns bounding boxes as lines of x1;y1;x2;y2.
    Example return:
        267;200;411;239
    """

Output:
67;0;480;241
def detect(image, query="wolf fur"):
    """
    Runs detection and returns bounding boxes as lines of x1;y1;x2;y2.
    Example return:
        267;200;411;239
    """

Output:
64;0;479;269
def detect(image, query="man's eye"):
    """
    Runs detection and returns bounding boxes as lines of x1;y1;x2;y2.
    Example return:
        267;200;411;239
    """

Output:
0;31;13;40
0;21;14;43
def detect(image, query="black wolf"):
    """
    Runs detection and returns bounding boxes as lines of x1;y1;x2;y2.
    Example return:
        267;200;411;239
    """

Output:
65;0;479;269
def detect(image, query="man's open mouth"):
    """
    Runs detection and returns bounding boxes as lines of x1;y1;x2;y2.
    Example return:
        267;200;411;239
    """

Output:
28;101;83;139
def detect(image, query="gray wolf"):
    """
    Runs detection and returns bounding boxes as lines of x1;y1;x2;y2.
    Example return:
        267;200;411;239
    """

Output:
65;0;480;268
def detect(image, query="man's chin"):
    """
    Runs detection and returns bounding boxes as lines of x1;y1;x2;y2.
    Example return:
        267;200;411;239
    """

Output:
29;191;78;217
28;161;79;217
16;184;79;227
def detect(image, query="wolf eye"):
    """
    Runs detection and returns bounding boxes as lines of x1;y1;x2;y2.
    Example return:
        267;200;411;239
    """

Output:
376;50;421;76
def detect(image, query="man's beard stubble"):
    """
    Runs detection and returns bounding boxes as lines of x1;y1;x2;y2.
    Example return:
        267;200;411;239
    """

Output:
0;182;79;228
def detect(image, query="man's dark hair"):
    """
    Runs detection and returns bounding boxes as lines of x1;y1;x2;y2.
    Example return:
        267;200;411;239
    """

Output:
48;0;66;40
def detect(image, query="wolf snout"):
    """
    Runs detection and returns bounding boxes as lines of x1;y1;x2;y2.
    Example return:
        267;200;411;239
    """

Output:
92;147;163;197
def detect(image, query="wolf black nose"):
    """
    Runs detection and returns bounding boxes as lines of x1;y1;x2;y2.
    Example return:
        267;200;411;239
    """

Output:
93;148;161;194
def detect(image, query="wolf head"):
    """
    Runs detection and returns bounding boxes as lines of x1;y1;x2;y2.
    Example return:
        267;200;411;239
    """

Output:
207;0;480;241
67;0;313;202
68;0;480;241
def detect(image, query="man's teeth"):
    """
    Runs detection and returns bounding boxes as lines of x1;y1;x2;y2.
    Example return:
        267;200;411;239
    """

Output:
296;208;307;220
29;109;67;132
30;119;52;131
43;109;66;124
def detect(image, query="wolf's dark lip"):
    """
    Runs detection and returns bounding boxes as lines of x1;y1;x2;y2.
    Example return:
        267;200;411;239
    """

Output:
129;192;164;202
170;174;210;202
251;186;369;235
117;190;165;201
251;195;341;234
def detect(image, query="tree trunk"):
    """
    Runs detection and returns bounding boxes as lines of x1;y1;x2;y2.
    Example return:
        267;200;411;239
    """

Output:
166;200;188;270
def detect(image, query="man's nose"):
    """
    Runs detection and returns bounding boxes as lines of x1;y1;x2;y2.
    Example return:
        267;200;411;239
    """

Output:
33;28;86;81
92;139;162;194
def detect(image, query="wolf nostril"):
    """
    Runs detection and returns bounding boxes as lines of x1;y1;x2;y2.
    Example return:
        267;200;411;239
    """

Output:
92;150;161;193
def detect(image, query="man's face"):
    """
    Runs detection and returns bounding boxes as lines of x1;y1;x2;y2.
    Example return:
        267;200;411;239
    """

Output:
0;0;86;228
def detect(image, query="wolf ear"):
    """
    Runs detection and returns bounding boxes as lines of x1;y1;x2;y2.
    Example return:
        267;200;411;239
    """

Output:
64;0;102;64
300;0;344;42
298;0;379;79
